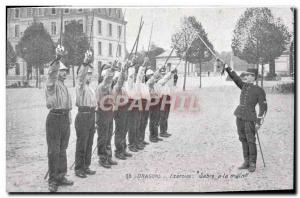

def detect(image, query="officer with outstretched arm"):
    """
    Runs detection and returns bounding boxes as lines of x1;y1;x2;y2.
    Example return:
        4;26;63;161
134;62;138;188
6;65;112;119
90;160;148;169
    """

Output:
217;59;267;172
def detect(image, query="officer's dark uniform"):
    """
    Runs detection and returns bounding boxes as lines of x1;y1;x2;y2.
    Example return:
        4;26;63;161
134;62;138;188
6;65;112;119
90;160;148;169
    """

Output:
225;66;267;172
74;64;97;177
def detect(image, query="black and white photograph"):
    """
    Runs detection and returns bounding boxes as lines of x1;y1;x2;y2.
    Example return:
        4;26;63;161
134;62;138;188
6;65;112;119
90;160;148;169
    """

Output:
5;4;295;193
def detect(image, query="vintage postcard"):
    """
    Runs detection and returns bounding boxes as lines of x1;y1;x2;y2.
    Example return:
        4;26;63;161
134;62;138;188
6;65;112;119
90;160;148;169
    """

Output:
6;6;295;193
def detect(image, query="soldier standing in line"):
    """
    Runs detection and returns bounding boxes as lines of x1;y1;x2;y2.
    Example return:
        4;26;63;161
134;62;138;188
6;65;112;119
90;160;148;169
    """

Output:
136;57;151;148
96;62;118;168
45;45;73;192
113;60;133;160
159;64;175;138
125;58;144;152
218;59;268;172
74;50;97;178
147;65;177;142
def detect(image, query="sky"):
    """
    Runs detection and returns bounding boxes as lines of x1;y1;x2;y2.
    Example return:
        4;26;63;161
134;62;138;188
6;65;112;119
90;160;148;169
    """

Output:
124;7;294;53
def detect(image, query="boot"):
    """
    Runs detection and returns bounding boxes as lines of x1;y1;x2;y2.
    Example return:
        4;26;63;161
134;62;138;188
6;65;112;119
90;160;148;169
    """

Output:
84;167;96;175
123;150;133;157
98;158;111;168
58;177;74;186
48;181;58;192
238;160;249;169
108;157;118;165
248;143;257;172
248;162;256;172
128;145;138;152
75;170;87;178
115;152;127;160
160;132;172;138
238;141;249;169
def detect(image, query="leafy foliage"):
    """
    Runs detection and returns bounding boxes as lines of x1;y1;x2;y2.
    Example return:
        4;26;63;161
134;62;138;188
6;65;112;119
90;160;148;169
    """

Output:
62;20;91;67
16;22;55;68
232;8;291;65
171;16;214;64
6;40;17;74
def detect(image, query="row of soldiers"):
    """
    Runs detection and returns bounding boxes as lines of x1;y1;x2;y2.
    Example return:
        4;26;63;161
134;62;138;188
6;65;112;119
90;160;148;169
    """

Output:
45;46;176;192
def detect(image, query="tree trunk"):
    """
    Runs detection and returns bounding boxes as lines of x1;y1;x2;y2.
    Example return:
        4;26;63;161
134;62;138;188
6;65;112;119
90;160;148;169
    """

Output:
269;59;275;77
35;67;39;88
187;62;190;76
255;64;259;85
183;59;188;91
199;62;202;88
261;64;264;88
72;65;75;87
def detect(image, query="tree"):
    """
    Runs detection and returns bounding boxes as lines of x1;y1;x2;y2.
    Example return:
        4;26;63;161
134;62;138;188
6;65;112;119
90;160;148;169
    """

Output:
16;22;55;87
62;20;90;87
232;8;291;86
172;16;214;90
6;41;17;75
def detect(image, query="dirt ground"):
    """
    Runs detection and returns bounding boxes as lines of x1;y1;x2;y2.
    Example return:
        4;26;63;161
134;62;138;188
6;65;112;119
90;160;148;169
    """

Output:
6;77;294;192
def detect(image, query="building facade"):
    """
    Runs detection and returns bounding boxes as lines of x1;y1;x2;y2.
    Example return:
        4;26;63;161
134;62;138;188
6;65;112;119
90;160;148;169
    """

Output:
7;7;127;85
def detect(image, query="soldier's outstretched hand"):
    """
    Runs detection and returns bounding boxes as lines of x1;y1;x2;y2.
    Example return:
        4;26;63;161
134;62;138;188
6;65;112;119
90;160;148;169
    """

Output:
55;45;65;59
83;50;93;65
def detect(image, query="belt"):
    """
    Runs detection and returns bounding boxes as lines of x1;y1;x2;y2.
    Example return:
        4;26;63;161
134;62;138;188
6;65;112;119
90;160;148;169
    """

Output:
50;109;70;115
78;106;96;113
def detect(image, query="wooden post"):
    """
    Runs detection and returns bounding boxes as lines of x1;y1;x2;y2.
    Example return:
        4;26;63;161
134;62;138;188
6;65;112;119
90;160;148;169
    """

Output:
261;64;264;88
72;65;75;87
183;59;187;91
199;62;202;88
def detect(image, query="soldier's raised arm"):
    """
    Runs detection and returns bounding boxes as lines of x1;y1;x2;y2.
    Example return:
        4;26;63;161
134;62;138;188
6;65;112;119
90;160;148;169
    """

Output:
114;62;128;93
217;59;245;89
77;50;93;90
146;66;162;86
157;65;177;86
136;57;149;84
46;45;64;95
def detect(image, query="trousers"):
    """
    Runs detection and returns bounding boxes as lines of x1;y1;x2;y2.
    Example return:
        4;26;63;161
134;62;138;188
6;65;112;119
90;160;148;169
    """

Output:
46;111;70;182
74;109;95;171
149;97;161;139
159;95;171;134
236;117;257;163
127;99;141;147
96;108;114;160
114;103;130;153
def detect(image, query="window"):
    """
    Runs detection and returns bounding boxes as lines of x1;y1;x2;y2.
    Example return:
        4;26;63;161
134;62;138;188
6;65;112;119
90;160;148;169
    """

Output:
27;8;33;17
108;23;112;36
15;25;20;37
98;42;102;55
117;9;121;18
78;19;83;32
51;8;56;15
64;9;70;14
98;61;102;76
51;22;56;35
14;8;20;18
98;20;102;34
118;44;122;57
15;63;20;75
109;43;112;56
77;8;83;13
36;8;43;16
108;8;112;16
64;20;70;31
118;26;122;38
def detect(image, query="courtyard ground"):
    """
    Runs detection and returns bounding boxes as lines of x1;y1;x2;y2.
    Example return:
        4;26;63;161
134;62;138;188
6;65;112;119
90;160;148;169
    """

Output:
6;76;294;192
